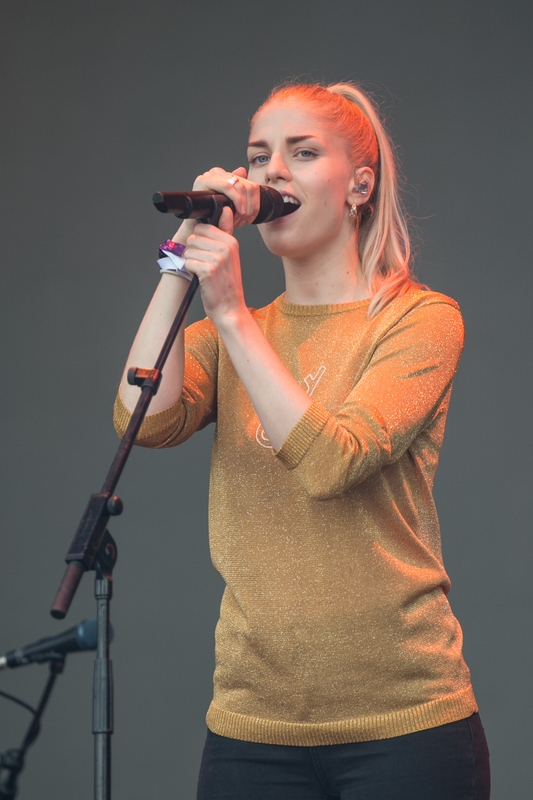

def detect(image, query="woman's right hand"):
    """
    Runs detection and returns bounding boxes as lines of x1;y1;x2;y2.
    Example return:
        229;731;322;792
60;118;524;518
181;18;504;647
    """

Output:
192;166;261;227
172;166;261;241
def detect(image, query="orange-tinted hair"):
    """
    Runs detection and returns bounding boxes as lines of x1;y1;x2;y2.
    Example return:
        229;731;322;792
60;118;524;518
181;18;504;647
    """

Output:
254;83;419;317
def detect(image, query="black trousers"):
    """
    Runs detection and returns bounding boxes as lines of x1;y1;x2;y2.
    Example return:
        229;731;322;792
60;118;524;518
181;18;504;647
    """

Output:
197;713;490;800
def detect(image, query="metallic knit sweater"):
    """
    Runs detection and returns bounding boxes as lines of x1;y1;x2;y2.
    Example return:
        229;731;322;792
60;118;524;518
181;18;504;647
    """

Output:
114;287;477;746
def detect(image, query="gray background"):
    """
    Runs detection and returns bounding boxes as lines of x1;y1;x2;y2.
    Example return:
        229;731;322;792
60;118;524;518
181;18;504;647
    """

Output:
1;1;531;797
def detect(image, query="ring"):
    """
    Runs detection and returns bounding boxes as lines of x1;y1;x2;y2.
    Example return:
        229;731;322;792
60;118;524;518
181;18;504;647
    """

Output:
227;175;239;186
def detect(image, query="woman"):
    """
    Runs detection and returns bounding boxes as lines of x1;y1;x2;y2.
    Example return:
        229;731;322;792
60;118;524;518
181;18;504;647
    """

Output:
115;83;490;799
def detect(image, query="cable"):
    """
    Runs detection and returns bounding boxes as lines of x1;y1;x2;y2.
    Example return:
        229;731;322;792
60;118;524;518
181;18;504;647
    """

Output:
0;690;36;717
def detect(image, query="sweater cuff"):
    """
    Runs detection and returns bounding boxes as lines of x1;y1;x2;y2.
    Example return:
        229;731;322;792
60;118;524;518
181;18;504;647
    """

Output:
113;389;183;447
275;401;330;469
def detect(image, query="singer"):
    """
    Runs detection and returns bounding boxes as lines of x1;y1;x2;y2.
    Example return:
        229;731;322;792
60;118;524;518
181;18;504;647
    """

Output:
114;83;489;799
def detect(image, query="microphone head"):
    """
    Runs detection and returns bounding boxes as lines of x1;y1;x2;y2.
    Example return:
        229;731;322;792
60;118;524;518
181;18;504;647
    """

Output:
279;199;299;217
76;619;114;651
255;187;299;224
76;619;98;650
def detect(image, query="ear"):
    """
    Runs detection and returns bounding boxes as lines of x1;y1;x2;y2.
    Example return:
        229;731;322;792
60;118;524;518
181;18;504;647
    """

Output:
348;166;375;209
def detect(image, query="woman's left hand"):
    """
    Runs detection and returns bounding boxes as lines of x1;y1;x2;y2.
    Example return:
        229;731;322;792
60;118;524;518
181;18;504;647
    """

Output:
183;205;246;325
183;167;312;451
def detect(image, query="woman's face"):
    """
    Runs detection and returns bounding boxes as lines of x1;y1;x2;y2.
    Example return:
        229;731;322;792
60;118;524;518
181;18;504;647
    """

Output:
247;101;358;261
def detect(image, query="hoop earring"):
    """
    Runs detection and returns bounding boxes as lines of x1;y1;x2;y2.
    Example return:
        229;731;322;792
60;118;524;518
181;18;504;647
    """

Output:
349;203;358;220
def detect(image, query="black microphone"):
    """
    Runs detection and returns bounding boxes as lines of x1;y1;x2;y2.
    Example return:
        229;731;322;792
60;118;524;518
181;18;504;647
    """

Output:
0;619;109;669
153;186;299;224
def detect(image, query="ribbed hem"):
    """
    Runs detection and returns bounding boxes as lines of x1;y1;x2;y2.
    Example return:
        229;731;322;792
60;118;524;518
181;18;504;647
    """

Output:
113;390;182;448
206;686;478;746
275;402;330;469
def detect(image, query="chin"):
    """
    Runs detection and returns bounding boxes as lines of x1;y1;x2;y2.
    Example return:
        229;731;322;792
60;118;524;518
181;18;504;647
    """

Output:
260;232;308;259
259;216;304;255
260;222;332;261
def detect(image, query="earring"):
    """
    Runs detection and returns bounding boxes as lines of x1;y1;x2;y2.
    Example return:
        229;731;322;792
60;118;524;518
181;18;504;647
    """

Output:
349;203;358;219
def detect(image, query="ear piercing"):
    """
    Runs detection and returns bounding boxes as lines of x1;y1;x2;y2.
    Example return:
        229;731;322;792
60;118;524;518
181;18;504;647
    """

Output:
351;173;369;219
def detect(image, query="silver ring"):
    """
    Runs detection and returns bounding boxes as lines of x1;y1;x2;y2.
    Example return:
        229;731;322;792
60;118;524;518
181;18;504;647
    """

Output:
227;175;239;186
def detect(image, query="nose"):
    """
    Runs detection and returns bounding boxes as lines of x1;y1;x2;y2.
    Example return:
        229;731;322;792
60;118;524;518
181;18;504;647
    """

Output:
265;151;291;184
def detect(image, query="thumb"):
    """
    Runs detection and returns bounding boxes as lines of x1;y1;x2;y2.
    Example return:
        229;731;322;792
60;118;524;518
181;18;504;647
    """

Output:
218;206;234;235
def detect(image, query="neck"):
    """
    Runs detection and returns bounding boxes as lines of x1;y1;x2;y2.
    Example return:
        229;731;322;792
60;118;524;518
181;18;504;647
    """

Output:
282;233;370;305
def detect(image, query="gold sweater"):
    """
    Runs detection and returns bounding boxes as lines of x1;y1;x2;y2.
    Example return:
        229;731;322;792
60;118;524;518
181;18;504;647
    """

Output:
114;288;477;746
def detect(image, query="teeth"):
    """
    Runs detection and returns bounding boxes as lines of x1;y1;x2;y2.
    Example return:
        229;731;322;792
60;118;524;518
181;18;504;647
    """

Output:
282;196;300;205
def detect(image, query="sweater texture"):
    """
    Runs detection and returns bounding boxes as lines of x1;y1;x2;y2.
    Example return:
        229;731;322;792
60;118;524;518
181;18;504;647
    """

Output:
114;288;477;746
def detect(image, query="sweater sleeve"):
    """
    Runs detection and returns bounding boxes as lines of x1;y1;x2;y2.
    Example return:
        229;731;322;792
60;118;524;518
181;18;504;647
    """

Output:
275;299;465;498
113;317;218;448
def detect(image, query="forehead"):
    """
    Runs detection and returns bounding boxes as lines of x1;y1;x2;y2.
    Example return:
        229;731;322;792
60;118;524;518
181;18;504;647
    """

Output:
249;100;343;147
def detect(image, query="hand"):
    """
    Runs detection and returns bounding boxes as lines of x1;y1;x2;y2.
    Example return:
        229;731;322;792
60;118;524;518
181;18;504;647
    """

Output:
183;206;246;325
171;166;261;244
192;166;261;228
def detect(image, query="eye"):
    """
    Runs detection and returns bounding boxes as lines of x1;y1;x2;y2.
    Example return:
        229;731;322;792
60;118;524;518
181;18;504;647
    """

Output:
296;149;316;159
249;154;270;166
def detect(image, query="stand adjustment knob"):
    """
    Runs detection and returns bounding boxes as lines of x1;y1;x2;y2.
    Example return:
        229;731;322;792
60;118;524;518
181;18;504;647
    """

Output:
106;496;123;516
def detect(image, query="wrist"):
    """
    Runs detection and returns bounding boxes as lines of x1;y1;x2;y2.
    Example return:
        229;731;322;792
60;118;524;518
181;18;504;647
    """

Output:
172;218;197;244
214;304;253;338
159;271;190;291
158;239;192;281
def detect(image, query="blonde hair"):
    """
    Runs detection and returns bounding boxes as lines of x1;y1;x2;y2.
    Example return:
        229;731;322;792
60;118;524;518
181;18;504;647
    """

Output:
254;82;419;317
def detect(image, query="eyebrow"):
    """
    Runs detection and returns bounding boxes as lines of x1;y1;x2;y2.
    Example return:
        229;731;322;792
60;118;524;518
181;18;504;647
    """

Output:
247;134;318;149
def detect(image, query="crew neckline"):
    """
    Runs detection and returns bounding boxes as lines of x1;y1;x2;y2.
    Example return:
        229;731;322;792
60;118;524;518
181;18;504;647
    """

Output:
276;293;371;317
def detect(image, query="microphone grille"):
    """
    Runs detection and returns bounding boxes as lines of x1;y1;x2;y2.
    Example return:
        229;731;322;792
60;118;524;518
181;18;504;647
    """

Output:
256;187;284;224
77;619;98;650
76;619;115;650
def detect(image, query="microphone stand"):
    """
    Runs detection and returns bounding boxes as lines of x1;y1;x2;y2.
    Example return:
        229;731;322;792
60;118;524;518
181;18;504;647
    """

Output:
0;657;65;800
49;204;222;800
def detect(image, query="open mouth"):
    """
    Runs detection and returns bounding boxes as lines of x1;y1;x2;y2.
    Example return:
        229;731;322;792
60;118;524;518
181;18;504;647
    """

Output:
281;192;302;209
262;190;301;223
275;193;301;219
281;194;301;209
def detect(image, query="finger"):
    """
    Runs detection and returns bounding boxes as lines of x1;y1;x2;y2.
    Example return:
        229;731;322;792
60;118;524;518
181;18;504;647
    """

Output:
231;168;260;222
185;223;235;255
192;167;232;193
193;167;254;221
225;175;258;223
226;172;247;216
229;168;254;221
191;221;234;239
218;206;234;236
193;171;243;216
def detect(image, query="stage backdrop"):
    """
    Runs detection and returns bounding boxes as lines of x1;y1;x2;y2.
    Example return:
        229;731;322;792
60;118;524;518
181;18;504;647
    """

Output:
1;1;531;797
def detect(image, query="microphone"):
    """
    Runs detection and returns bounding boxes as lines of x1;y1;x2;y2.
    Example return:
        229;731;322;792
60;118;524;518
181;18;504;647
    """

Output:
0;619;109;669
153;186;299;224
